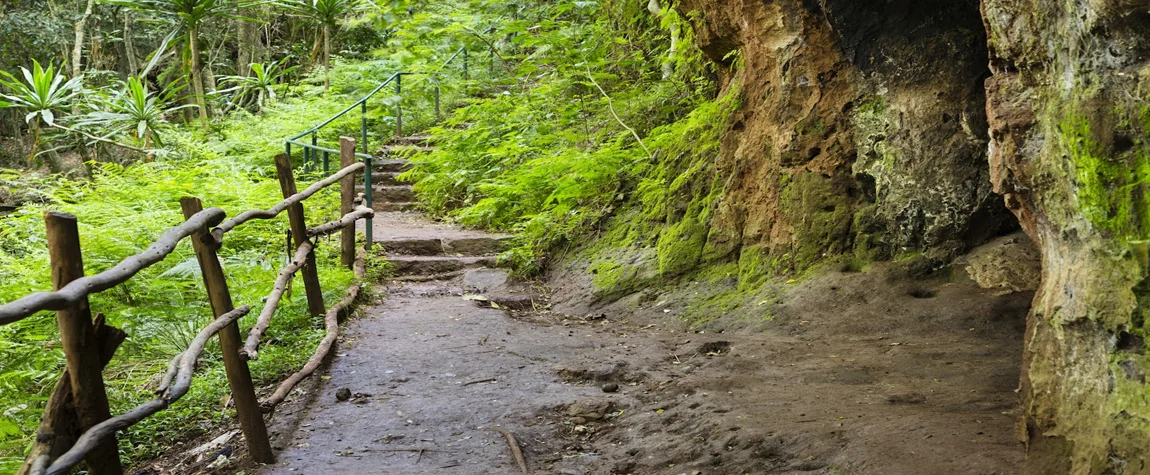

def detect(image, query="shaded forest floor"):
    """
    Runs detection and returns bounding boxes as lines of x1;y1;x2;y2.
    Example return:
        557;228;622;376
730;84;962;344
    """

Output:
219;216;1029;474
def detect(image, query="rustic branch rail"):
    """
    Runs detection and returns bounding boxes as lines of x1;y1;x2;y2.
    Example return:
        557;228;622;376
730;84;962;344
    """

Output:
307;206;374;238
0;208;226;325
240;240;314;361
34;306;251;475
211;162;365;241
263;253;366;409
7;139;376;474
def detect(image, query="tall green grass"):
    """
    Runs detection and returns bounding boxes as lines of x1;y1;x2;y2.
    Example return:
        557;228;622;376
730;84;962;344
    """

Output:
0;56;424;469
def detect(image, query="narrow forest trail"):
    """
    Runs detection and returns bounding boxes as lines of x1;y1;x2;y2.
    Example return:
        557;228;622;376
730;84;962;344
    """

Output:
253;138;1030;474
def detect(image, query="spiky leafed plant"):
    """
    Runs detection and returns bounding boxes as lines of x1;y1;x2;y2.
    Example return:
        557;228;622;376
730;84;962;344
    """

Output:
277;0;359;90
75;76;190;149
215;59;297;113
106;0;258;125
0;60;83;168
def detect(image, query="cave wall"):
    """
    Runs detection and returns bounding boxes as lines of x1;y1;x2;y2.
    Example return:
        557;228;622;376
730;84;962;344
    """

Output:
677;0;1013;275
673;0;1150;471
982;0;1150;472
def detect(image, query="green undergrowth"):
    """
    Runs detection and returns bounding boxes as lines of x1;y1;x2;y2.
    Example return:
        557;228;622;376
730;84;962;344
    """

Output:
0;2;510;468
400;0;880;334
402;0;716;273
0;61;410;470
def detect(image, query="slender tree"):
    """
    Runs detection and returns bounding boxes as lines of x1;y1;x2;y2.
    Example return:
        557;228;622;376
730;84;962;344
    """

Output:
106;0;257;124
71;0;97;113
278;0;358;90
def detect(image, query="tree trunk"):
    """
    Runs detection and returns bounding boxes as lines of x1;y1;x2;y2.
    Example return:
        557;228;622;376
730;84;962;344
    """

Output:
71;0;96;114
123;10;139;76
323;24;331;90
236;9;262;76
27;121;40;165
16;316;125;475
189;25;210;125
310;30;322;65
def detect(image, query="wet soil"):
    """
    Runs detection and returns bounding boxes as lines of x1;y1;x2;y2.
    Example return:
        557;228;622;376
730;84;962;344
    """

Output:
256;260;1028;474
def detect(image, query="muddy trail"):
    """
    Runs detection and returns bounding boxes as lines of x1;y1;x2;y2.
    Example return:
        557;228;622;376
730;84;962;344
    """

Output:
241;139;1029;474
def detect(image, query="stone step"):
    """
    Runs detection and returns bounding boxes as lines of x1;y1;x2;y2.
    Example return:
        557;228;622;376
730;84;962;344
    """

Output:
386;255;498;276
356;185;415;203
444;236;513;255
379;144;434;155
371;172;405;186
372;159;411;173
388;134;434;146
375;202;417;212
380;238;444;256
378;236;514;256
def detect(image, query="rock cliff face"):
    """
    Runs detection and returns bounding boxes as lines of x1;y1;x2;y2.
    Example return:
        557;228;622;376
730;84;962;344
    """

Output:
677;0;1015;273
983;1;1150;472
673;0;1150;471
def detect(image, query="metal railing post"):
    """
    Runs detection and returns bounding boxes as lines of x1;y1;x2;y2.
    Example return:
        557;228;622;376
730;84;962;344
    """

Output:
361;101;368;158
395;74;403;138
463;48;469;79
489;49;494;75
310;133;319;171
363;153;373;251
285;142;292;166
323;150;330;173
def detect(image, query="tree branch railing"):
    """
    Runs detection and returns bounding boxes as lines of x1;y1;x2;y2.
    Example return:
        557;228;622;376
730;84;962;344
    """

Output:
0;209;225;325
210;161;365;242
4;136;374;475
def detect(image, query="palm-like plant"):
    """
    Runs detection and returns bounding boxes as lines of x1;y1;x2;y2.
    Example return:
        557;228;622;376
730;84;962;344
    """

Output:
106;0;256;124
75;77;189;149
0;60;83;166
215;59;297;113
277;0;359;90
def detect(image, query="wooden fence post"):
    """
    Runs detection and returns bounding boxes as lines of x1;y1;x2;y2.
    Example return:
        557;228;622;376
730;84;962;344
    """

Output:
179;198;275;464
339;137;357;269
273;154;326;316
43;211;123;475
17;315;125;475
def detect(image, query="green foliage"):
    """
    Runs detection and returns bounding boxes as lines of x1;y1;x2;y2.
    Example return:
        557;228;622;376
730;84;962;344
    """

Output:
276;0;360;29
0;60;82;128
0;62;372;470
217;59;297;113
0;4;71;74
107;0;254;28
74;76;190;148
401;0;721;274
0;60;83;164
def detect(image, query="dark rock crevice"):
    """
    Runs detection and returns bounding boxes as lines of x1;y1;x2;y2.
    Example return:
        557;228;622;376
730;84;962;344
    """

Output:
676;0;1016;274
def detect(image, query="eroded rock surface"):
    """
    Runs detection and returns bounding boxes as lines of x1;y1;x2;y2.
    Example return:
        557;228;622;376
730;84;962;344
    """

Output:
983;1;1150;472
674;0;1015;273
961;231;1041;293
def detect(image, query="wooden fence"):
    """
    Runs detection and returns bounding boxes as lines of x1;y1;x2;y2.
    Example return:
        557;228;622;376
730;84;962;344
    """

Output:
0;137;373;475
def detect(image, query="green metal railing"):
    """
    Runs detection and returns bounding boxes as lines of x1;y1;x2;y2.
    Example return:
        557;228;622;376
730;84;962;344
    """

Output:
285;35;495;249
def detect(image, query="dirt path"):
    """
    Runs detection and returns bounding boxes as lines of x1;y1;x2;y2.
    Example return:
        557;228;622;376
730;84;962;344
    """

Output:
257;141;1028;474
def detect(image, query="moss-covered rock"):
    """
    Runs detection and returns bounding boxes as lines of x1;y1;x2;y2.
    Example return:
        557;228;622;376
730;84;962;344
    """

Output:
777;172;855;271
984;1;1150;470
